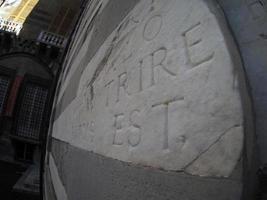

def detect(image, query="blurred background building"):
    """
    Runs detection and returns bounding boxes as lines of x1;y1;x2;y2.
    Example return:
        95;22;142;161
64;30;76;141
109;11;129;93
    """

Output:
0;0;38;35
0;0;85;198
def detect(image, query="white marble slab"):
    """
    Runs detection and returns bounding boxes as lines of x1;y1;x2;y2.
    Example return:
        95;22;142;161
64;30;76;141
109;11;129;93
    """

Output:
53;0;244;177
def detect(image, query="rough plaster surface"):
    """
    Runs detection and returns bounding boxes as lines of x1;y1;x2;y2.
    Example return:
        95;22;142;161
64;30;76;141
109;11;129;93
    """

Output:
49;139;242;200
52;0;245;178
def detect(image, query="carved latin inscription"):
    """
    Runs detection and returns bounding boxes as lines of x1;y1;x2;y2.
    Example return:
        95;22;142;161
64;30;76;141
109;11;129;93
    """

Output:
117;72;129;102
113;114;125;145
113;110;141;147
152;97;184;150
60;0;245;177
103;46;178;107
128;110;141;147
143;15;163;41
183;22;214;68
139;47;177;91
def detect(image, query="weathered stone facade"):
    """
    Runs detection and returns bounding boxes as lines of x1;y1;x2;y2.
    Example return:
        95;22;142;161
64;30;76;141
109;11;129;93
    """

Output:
44;0;266;199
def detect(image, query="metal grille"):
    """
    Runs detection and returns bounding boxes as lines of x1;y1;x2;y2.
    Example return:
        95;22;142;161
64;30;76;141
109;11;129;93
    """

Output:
15;84;48;140
0;75;10;114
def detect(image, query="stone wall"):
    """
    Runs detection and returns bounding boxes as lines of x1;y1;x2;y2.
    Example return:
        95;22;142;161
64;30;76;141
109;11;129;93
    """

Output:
44;0;261;199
